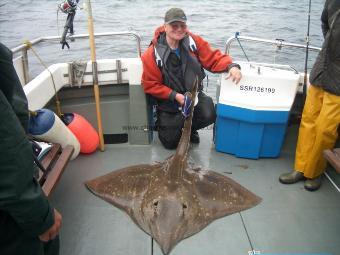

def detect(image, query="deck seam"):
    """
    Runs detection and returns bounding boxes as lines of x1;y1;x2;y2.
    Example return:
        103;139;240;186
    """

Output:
239;212;255;252
151;238;153;255
325;172;340;193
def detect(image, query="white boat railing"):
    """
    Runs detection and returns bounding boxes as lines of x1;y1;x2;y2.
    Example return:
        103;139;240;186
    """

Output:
225;33;321;55
11;31;142;85
224;34;322;94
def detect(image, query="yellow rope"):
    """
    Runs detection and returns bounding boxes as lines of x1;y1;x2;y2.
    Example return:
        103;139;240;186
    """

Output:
23;40;63;117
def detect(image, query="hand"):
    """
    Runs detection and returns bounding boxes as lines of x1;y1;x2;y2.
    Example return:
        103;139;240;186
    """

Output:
39;209;62;242
175;93;185;106
226;66;242;84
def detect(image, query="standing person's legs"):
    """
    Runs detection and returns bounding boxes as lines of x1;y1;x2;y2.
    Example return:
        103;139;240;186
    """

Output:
280;85;323;184
294;85;324;173
280;85;340;190
302;89;340;179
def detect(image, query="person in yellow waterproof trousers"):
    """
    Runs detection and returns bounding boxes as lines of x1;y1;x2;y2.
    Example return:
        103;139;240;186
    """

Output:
279;0;340;191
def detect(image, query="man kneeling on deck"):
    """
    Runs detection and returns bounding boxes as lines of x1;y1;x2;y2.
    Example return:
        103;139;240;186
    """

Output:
141;7;242;149
279;0;340;191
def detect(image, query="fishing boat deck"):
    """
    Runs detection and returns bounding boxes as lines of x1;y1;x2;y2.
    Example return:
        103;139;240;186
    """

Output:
50;124;340;255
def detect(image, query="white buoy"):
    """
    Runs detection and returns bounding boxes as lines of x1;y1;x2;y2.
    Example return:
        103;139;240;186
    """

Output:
29;109;80;160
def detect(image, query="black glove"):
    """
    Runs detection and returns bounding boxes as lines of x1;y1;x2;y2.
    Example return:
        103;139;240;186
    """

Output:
181;93;192;118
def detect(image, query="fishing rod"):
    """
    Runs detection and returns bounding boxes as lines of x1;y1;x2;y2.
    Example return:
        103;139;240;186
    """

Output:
303;0;312;106
85;0;105;151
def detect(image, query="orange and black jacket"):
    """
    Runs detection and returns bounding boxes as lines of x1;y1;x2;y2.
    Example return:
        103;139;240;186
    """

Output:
141;26;236;107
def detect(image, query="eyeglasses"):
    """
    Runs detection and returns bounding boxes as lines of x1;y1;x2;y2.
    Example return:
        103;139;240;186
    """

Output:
169;23;187;30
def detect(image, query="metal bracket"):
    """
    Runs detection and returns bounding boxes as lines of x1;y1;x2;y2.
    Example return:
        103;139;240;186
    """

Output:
64;62;127;85
116;59;122;84
68;61;88;87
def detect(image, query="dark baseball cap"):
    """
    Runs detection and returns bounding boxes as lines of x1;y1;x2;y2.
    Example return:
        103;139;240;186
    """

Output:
164;8;187;24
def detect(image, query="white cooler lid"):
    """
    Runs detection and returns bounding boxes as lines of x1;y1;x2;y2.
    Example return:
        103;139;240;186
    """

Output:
218;62;300;111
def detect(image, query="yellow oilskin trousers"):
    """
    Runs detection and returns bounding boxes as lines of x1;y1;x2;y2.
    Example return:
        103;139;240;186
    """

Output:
295;85;340;179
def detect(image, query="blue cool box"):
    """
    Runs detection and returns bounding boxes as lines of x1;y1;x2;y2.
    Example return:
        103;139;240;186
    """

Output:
215;103;290;159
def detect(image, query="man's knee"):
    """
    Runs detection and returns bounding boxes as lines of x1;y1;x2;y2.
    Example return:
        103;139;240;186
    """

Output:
193;94;216;129
156;111;184;149
201;106;216;125
158;130;181;149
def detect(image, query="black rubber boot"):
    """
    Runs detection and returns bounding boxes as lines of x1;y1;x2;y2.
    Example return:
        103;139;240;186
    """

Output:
190;131;200;144
279;170;305;184
304;176;322;191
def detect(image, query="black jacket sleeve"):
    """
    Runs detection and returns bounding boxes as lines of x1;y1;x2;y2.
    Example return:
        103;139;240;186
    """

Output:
321;1;329;38
0;43;55;237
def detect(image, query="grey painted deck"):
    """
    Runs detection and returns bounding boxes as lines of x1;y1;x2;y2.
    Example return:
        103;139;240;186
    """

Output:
50;124;340;255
